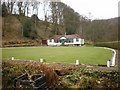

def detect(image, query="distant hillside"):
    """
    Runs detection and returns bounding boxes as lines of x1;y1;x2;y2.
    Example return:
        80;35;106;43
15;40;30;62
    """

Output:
2;15;50;41
108;17;119;24
2;15;30;41
2;14;66;47
107;17;119;41
2;15;119;43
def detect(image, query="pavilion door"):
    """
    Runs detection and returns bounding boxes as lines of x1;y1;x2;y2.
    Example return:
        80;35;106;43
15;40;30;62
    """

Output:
61;39;65;45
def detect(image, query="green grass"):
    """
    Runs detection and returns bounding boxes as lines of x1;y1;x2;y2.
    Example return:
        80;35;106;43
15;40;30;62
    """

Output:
2;46;112;65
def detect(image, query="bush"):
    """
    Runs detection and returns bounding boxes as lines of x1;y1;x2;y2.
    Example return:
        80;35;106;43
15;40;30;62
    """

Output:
2;60;59;89
81;77;97;88
23;16;38;39
2;40;39;47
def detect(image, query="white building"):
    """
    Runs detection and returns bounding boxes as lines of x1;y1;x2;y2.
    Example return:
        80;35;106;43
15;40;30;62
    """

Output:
47;35;84;46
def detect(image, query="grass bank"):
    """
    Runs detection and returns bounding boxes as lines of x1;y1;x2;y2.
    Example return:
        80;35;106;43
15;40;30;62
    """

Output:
94;41;120;50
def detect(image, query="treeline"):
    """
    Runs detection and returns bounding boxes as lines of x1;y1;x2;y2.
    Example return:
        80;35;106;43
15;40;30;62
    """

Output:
1;0;119;42
1;0;83;39
81;18;118;42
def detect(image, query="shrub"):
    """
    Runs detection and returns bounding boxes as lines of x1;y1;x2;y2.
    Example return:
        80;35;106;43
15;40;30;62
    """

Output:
66;72;80;82
81;77;97;88
2;40;39;47
2;60;59;89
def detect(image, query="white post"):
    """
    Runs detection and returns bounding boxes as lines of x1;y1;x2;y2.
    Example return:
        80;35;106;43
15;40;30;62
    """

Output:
40;58;43;63
11;57;14;60
107;60;110;67
76;60;79;65
111;50;116;66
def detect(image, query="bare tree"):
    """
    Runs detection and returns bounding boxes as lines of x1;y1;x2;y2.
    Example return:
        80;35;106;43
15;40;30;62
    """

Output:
17;1;23;15
10;1;15;14
32;1;40;16
26;2;30;16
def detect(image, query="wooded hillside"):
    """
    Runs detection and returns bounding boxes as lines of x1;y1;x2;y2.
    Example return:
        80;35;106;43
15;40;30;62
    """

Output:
1;0;119;43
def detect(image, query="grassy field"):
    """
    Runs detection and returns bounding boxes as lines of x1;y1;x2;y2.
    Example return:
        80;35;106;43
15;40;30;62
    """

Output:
2;46;112;65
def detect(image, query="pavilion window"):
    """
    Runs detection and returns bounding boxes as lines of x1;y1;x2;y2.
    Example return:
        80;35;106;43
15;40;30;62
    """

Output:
69;39;71;43
58;39;61;43
71;39;73;43
54;39;61;43
50;39;52;42
54;39;57;43
76;38;79;42
66;39;69;43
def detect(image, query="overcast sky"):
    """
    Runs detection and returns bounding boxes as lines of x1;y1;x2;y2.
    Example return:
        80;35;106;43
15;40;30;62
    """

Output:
61;0;119;20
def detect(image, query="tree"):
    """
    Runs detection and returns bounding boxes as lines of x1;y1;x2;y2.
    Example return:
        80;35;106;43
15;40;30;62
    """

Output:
50;2;58;34
26;2;30;16
17;2;23;15
32;1;40;16
6;0;15;14
63;5;81;35
50;2;81;35
23;15;38;39
2;2;8;17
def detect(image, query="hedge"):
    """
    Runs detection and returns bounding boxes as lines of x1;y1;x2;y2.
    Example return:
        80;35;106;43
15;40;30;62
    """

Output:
94;41;120;50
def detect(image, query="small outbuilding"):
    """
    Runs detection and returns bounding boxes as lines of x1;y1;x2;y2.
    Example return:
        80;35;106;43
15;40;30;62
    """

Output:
42;40;47;45
47;35;84;46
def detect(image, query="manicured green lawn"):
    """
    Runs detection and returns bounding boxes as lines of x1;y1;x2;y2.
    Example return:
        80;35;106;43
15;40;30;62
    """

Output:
2;46;112;65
